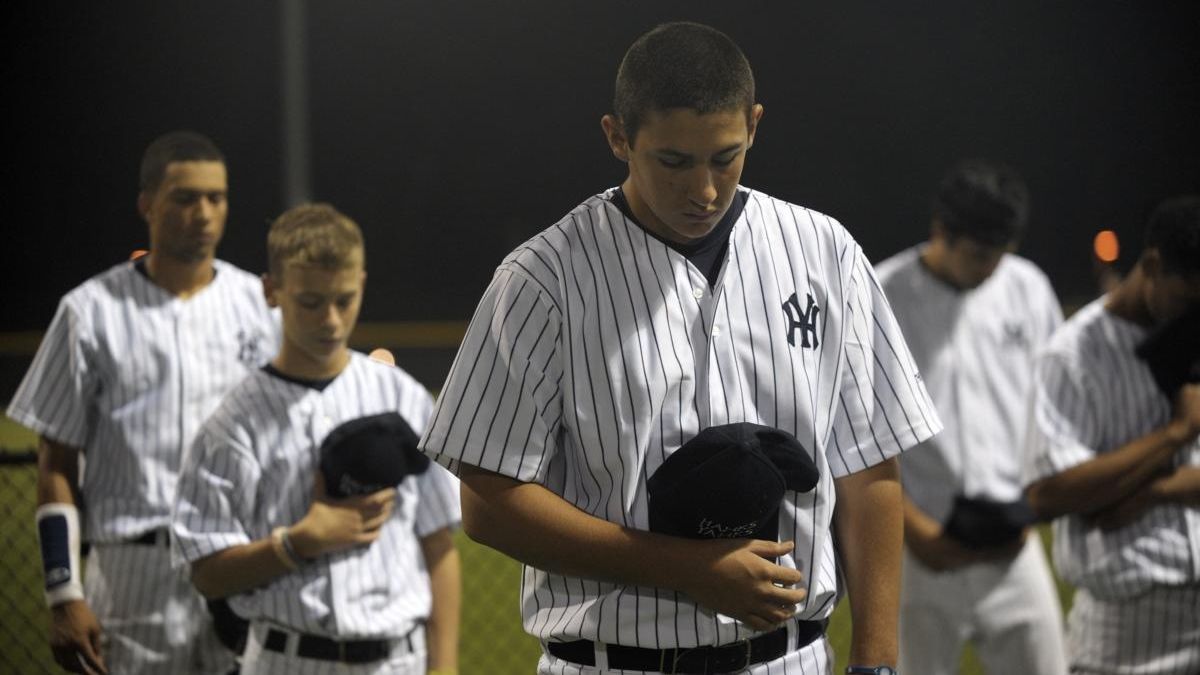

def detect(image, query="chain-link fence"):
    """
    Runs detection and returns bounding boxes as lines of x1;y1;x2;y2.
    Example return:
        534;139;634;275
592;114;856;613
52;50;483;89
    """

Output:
0;449;57;674
0;445;541;674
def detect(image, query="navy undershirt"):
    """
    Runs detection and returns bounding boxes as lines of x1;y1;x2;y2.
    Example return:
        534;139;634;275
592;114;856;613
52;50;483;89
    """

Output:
133;256;219;282
611;187;746;289
262;362;337;392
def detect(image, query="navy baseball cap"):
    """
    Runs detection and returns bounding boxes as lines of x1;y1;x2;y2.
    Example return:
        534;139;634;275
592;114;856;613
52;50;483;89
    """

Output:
319;412;430;498
646;423;819;541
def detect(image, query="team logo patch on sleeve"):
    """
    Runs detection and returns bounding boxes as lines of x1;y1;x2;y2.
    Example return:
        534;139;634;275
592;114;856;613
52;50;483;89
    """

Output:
783;291;821;349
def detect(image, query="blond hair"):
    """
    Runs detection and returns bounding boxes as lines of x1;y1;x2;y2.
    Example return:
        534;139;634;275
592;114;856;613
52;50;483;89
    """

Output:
267;203;364;279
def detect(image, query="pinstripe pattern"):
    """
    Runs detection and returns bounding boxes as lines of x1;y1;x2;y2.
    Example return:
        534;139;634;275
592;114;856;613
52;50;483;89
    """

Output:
1066;586;1200;675
5;258;278;674
1024;297;1200;673
876;247;1063;520
7;259;281;543
173;352;461;640
85;541;231;673
422;187;940;652
1024;298;1200;598
877;247;1066;674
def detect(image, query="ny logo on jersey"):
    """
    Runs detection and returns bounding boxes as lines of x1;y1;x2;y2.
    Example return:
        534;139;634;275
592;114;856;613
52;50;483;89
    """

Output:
236;329;264;365
1001;321;1029;350
783;292;820;349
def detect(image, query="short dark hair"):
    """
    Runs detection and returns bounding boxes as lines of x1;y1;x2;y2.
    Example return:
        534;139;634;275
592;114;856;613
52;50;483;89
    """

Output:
139;131;225;193
613;22;755;144
932;159;1030;247
1145;195;1200;276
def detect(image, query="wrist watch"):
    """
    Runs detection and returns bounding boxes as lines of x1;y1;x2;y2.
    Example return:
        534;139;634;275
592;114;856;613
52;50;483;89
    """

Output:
846;667;897;675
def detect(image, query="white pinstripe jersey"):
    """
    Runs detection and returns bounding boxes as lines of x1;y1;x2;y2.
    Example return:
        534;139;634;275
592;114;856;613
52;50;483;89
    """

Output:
875;246;1062;522
421;187;941;648
172;351;461;638
1023;297;1200;600
7;259;279;543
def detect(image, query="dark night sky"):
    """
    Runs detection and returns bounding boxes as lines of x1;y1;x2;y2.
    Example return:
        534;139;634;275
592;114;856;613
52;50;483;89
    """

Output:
4;1;1199;332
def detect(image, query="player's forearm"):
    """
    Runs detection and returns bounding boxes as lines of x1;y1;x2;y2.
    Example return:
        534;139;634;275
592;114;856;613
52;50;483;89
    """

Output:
833;458;902;667
460;464;710;593
36;436;83;506
421;528;461;672
1026;419;1193;520
189;538;294;599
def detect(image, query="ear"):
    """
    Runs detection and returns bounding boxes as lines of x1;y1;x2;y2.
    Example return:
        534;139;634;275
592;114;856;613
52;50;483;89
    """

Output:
262;273;280;309
746;104;764;149
1141;248;1163;279
601;114;631;163
136;191;152;222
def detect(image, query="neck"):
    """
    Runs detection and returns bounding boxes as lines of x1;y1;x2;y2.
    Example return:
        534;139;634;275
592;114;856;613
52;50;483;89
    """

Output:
918;241;964;290
1104;263;1154;326
145;253;215;299
273;343;351;382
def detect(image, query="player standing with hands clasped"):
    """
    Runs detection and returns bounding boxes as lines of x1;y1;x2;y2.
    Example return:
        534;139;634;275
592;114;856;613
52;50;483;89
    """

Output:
420;22;940;675
171;203;462;675
1024;196;1200;675
8;131;279;674
875;160;1067;674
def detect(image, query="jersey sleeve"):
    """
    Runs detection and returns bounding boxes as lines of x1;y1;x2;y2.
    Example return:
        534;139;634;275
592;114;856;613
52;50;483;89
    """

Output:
171;416;261;567
413;463;462;537
1022;349;1102;483
5;297;98;448
420;265;563;483
826;246;943;478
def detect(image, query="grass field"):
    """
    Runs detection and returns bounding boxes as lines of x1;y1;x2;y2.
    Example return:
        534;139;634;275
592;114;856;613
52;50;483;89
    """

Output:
0;414;1071;674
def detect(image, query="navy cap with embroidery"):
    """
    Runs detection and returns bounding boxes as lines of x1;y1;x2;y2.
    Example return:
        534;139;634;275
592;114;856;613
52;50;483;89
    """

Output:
319;412;430;498
646;423;819;542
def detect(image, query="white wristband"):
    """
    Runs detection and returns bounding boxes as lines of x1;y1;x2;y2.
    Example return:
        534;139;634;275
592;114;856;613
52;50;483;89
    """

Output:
35;503;85;607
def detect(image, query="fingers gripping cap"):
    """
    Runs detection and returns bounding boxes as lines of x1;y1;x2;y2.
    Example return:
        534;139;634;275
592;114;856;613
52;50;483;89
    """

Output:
318;412;430;498
646;423;819;541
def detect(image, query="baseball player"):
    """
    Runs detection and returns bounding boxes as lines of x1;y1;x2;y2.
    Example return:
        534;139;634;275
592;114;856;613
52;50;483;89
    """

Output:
171;203;462;675
8;131;279;675
1024;195;1200;674
874;160;1067;674
420;22;940;675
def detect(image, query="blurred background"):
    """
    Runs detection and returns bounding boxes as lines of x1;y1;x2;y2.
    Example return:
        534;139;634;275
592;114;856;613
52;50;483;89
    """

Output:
2;1;1198;390
0;1;1197;672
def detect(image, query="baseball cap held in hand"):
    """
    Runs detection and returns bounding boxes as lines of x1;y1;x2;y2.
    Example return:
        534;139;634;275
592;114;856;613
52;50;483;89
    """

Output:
647;423;819;541
319;412;430;498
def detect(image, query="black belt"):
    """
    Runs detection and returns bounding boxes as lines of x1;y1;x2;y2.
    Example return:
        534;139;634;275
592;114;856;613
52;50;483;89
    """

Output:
263;627;415;664
129;529;168;546
546;620;824;674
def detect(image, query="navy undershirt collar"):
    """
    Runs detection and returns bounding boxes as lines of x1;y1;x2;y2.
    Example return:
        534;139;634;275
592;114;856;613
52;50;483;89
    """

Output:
261;362;337;391
133;256;219;282
611;187;746;288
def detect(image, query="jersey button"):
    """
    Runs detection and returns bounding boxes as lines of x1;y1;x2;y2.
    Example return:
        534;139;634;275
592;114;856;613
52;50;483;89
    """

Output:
712;326;722;337
692;287;704;300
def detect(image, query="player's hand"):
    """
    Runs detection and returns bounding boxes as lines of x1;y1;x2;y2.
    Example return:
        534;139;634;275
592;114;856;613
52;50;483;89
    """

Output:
49;600;107;674
1091;468;1189;531
1170;384;1200;443
290;474;396;559
681;539;807;632
907;526;1023;572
